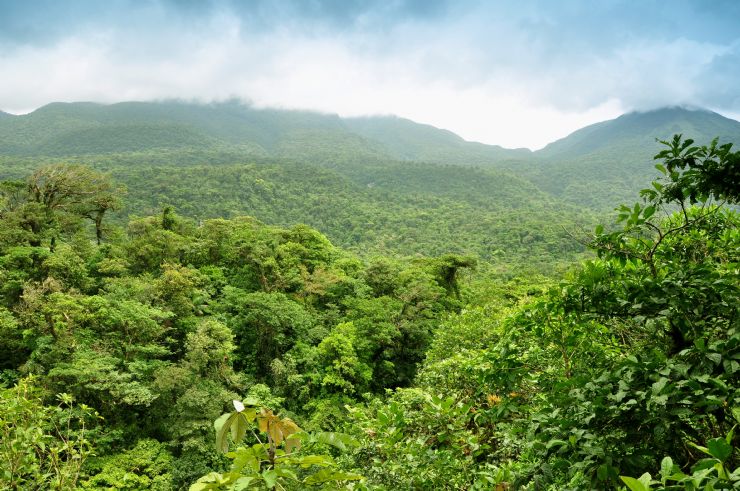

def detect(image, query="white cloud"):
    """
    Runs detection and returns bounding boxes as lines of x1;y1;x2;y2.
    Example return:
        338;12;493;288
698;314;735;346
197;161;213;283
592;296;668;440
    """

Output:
0;4;737;149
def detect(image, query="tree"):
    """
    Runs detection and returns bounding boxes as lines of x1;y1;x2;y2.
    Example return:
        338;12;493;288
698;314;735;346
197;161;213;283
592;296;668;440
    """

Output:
0;378;97;490
190;399;363;490
27;164;124;245
1;165;123;248
591;135;740;351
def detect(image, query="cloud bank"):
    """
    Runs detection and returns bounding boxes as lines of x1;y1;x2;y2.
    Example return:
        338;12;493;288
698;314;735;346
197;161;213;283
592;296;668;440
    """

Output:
1;0;738;149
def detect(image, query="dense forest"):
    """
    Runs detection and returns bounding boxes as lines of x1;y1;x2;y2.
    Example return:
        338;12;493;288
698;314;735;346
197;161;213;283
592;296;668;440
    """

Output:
1;101;739;490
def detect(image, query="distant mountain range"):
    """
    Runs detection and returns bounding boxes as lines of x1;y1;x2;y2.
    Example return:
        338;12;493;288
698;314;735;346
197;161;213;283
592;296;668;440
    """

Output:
0;100;533;163
1;100;738;268
1;101;738;160
1;101;738;211
518;107;740;209
538;106;740;160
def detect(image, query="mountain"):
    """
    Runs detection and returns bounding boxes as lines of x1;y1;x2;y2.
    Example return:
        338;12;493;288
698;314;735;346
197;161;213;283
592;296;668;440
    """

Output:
3;100;736;274
0;110;13;119
345;115;531;164
521;107;740;209
537;107;740;160
0;100;527;164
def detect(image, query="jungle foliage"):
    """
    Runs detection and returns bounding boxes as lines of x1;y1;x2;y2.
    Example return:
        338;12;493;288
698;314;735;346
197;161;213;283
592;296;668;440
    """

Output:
0;135;738;490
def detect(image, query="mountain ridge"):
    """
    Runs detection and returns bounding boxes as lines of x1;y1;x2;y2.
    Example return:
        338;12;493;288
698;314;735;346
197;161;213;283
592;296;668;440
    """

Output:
0;100;531;163
2;101;738;164
1;100;739;212
537;106;740;160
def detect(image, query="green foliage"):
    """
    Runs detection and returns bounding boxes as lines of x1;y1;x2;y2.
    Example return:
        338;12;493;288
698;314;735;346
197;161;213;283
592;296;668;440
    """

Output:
1;156;593;276
523;107;740;210
0;378;97;490
82;438;174;490
2;128;738;490
190;400;363;490
344;388;491;489
620;429;740;490
335;135;740;490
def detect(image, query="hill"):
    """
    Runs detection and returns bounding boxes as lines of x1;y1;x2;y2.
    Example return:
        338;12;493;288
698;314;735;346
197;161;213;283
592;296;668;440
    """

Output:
0;152;592;274
0;100;527;164
2;101;737;269
537;106;740;160
345;115;531;164
522;107;740;209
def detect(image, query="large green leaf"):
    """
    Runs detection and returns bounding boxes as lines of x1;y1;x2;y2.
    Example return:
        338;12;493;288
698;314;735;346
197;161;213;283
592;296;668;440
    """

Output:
303;468;364;485
261;469;277;489
619;473;652;491
215;412;238;453
707;437;733;462
310;431;360;451
291;454;335;468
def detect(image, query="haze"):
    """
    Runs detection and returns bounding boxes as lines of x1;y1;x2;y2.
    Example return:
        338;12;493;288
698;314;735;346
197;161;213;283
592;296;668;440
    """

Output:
1;0;739;149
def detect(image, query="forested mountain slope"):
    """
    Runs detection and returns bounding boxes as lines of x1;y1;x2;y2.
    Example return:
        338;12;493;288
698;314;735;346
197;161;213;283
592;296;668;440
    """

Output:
0;153;590;274
538;107;740;160
523;107;740;209
3;102;738;214
0;100;527;164
4;101;738;272
345;115;531;164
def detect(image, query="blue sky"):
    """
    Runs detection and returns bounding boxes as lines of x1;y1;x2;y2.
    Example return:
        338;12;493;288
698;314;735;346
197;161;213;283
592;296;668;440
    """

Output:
1;0;739;148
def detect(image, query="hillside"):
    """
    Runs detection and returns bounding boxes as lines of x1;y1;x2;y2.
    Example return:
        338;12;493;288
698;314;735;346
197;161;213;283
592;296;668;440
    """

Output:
345;115;531;164
522;107;740;209
2;142;737;491
0;152;591;274
0;100;527;165
2;101;738;269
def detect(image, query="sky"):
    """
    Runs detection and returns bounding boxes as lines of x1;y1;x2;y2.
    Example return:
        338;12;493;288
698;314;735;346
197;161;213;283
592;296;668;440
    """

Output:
1;0;739;149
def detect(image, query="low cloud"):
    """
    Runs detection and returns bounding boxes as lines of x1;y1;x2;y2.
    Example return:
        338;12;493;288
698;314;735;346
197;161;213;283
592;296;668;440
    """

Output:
0;0;738;149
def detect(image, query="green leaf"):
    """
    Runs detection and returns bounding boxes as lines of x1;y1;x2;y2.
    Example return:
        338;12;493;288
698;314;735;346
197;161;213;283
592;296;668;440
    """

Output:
651;377;669;395
273;467;299;481
215;412;238;453
726;425;736;444
546;439;568;450
707;437;732;462
261;469;278;489
660;457;674;478
231;413;249;444
707;353;722;365
293;454;335;468
691;458;719;473
311;432;360;451
620;475;650;491
232;477;256;491
303;468;364;485
231;445;263;473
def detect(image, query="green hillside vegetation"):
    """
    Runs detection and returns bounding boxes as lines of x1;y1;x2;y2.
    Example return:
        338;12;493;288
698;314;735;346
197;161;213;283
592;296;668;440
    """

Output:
1;100;740;490
2;101;739;214
0;152;590;275
519;107;740;209
345;115;531;164
1;135;738;490
0;101;531;165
